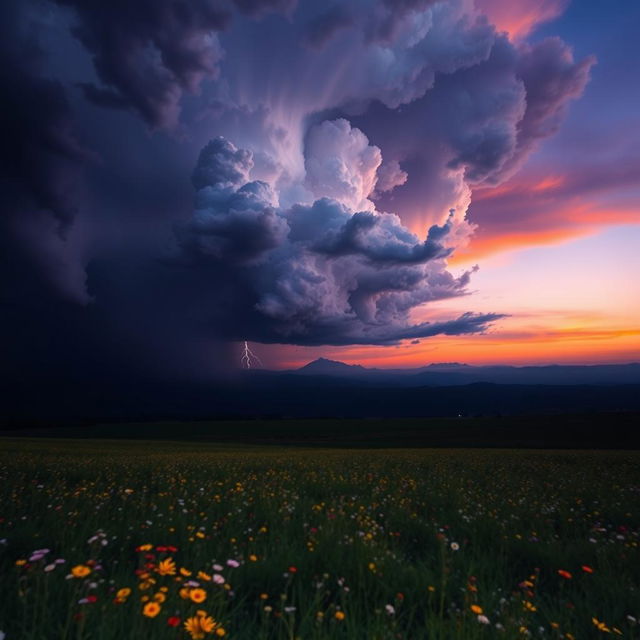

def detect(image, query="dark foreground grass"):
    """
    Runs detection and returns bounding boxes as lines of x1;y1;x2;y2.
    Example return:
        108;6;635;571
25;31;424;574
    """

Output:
0;438;639;639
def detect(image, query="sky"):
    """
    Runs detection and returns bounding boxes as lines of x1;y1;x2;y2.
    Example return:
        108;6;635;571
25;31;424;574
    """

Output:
1;0;639;389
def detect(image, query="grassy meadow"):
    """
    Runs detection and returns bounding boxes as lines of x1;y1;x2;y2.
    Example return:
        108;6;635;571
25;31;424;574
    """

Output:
0;438;639;639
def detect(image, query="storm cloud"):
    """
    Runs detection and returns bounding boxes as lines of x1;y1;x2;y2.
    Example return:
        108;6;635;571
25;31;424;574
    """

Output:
1;0;595;383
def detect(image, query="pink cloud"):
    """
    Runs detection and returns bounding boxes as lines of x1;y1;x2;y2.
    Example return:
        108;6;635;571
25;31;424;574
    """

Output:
475;0;569;40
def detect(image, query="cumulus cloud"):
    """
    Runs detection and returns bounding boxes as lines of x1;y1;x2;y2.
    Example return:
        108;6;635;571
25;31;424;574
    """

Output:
176;134;503;345
305;119;381;211
2;0;595;366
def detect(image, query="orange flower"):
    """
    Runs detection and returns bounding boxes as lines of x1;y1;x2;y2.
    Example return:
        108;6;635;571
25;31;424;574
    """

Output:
71;565;91;578
190;588;207;603
143;601;161;618
184;612;215;639
557;569;572;579
157;558;176;576
470;605;483;615
335;611;345;621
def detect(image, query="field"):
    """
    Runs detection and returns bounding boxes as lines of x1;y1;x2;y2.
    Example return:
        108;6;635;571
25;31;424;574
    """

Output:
0;438;639;639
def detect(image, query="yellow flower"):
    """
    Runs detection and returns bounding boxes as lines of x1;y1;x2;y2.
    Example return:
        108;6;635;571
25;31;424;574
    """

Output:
190;588;207;603
179;587;191;600
71;565;91;578
153;592;166;603
180;567;192;577
428;586;436;592
138;544;153;551
215;628;226;637
249;554;258;562
335;611;345;621
143;601;161;618
259;593;269;600
157;558;176;576
471;605;483;615
184;613;216;639
198;571;212;582
117;588;132;599
15;559;27;566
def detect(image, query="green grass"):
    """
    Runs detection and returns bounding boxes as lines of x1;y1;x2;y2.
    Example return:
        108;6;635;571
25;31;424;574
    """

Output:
0;438;639;639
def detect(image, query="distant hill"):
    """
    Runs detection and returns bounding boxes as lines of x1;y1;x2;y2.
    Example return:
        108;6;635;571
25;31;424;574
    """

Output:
296;357;368;375
286;360;640;386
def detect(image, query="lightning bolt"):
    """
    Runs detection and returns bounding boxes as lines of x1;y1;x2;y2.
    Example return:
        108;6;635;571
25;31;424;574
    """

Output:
241;341;263;369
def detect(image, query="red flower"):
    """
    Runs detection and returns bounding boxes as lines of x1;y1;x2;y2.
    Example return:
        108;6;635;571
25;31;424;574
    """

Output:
167;616;181;627
288;566;297;573
581;565;594;573
86;595;98;603
558;569;572;579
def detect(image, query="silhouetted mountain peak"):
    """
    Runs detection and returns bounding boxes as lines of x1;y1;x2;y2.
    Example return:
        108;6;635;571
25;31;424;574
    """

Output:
298;358;366;374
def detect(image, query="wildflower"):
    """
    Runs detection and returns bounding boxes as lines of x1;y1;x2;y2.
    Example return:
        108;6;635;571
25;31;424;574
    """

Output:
471;605;483;615
71;565;91;578
226;559;239;568
428;585;436;592
167;616;181;627
15;559;27;566
581;565;594;573
478;615;490;624
143;601;161;618
184;612;216;639
249;554;257;562
216;629;226;637
259;593;269;600
190;588;207;603
117;588;131;599
557;570;572;579
284;606;296;613
153;592;166;603
198;571;212;582
213;564;223;571
450;542;460;551
288;565;297;573
44;563;56;572
385;604;395;615
213;574;225;584
180;567;192;577
157;558;176;575
335;611;345;621
592;617;611;633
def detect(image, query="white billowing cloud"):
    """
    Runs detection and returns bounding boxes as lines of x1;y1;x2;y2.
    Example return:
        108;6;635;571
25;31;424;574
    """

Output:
304;119;382;211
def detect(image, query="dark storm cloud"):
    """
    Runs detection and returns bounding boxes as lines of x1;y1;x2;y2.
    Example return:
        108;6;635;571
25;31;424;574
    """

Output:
176;133;504;345
0;1;88;235
304;5;354;49
54;0;295;129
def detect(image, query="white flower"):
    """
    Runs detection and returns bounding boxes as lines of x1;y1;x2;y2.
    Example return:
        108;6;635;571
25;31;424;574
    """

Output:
450;542;460;551
478;615;490;624
213;564;223;571
284;606;296;613
385;604;395;615
213;574;225;584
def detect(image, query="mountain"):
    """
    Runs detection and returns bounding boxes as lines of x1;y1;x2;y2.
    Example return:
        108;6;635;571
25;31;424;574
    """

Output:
289;360;640;386
296;358;368;376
